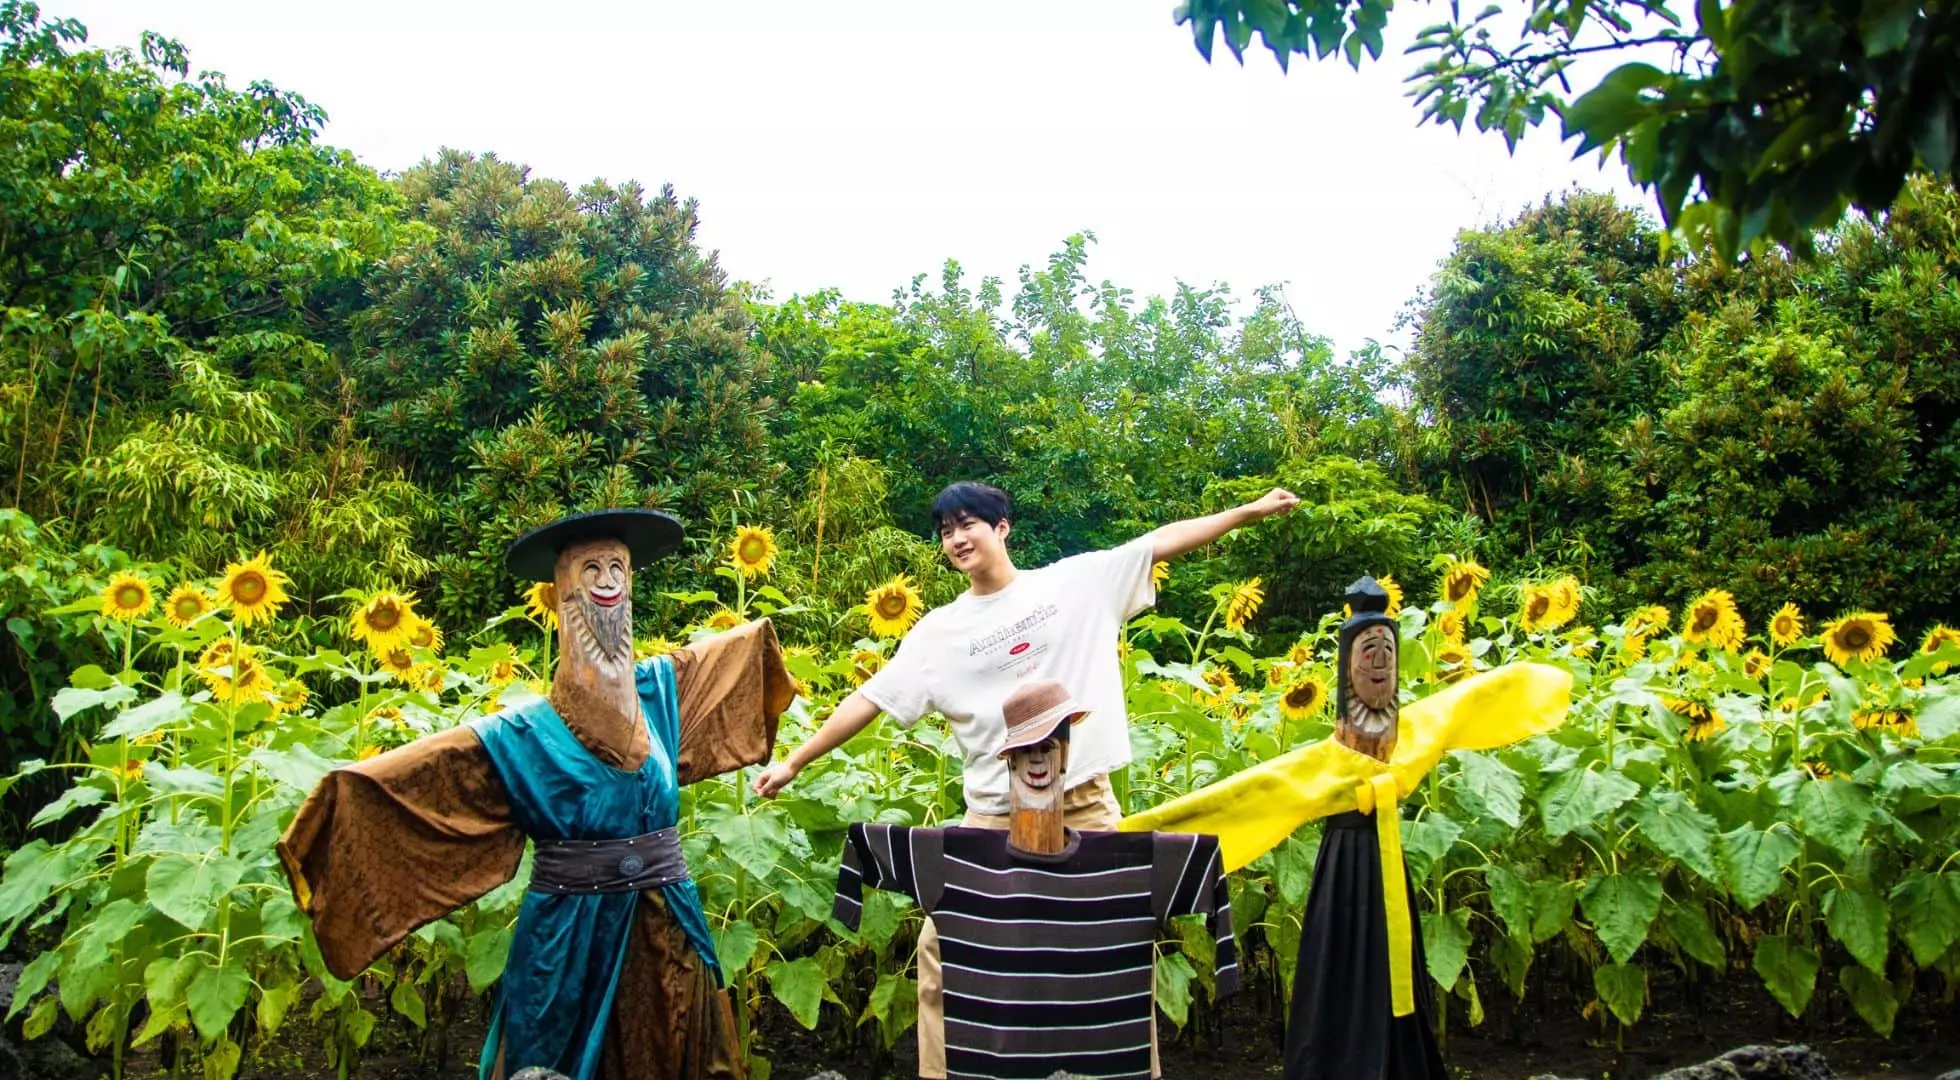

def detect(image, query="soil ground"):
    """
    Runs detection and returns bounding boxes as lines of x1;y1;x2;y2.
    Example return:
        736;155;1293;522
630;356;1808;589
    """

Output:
97;967;1958;1080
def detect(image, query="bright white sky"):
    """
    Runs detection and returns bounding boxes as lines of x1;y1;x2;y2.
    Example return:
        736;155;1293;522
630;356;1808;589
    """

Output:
63;0;1647;357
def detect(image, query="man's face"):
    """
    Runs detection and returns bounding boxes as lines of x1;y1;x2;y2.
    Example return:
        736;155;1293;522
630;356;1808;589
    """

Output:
939;512;1009;576
1008;735;1067;803
557;537;633;671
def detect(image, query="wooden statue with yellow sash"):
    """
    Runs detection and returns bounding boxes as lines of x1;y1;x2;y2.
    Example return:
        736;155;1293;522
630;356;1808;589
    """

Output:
1121;577;1573;1080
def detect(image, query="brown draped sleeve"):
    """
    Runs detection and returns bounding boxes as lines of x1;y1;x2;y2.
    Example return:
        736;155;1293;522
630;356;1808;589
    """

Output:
276;724;524;980
668;618;796;786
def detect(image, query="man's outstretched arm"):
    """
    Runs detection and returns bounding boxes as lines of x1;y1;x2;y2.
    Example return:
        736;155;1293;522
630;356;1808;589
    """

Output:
752;690;883;798
1144;487;1299;563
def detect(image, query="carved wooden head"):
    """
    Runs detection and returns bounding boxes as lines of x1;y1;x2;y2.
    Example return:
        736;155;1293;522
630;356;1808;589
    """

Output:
1336;576;1399;762
555;537;634;679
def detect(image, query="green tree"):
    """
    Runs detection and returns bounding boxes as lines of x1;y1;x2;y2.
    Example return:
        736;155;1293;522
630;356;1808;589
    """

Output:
1175;0;1960;256
348;150;772;621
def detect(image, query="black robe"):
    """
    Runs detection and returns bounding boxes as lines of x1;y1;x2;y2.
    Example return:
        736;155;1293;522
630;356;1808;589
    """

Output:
1283;809;1447;1080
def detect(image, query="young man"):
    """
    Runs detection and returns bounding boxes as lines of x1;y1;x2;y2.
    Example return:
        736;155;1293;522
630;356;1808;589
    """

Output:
752;480;1296;1078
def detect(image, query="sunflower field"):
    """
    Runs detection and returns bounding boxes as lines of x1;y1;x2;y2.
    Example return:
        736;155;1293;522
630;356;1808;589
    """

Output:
2;526;1957;1080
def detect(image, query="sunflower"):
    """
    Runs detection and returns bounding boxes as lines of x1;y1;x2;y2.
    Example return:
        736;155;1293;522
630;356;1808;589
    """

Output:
349;591;420;656
1223;578;1265;632
850;649;886;685
1624;605;1670;638
163;584;214;629
1769;603;1805;647
1547;577;1582;626
358;745;383;762
1436;641;1473;683
1201;665;1241;709
1436;608;1466;643
271;679;310;716
1682;589;1746;652
412;663;448;695
365;705;404;728
634;636;677;661
864;575;924;638
1667;697;1724;742
1564;626;1598;659
1852;708;1918;739
1278;675;1328;720
523;581;560;631
378;646;417;680
1920;625;1960;675
215;552;290;627
1821;612;1896;667
195;639;238;687
407;617;443;654
1439;557;1491;607
1742;649;1772;680
705;609;742;633
1517;582;1578;633
100;571;155;623
488;658;519;686
211;652;276;706
1151;561;1171;588
1802;759;1833;781
1618;634;1649;665
728;526;778;579
1380;575;1405;618
1778;687;1828;713
1285;642;1314;665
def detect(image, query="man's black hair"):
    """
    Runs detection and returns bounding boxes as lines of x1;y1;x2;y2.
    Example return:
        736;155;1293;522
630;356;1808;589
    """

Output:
930;481;1013;531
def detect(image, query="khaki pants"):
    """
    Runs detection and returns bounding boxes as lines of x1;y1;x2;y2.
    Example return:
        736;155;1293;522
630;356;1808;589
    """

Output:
915;775;1160;1079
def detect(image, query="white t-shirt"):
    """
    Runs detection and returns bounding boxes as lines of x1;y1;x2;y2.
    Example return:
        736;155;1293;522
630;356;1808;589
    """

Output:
859;538;1157;816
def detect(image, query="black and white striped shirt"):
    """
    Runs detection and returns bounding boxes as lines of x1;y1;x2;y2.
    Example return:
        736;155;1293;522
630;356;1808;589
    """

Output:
834;825;1238;1080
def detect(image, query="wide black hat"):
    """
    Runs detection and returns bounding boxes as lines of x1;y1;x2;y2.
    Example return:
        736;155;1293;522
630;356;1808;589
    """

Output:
503;509;685;583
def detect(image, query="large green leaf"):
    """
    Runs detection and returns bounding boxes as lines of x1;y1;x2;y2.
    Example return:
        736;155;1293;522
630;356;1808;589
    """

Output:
765;956;826;1029
863;972;916;1049
1153;950;1196;1028
187;959;250;1042
1484;864;1534;943
146;853;245;931
1402;813;1462;883
1592;962;1646;1025
1454;751;1523;827
51;683;139;723
465;925;511;993
1796;779;1872;858
1539;767;1640;839
389;979;426;1029
707;811;791;882
1628;790;1720;882
713;919;760;976
1663;902;1726;970
1823;887;1890;974
1421;908;1472;990
1717;824;1799;909
0;841;74;942
1580;871;1663;964
1752;935;1820;1018
98;691;191;741
1837;965;1900;1036
1272;831;1316;906
1891;872;1960;965
7;950;59;1020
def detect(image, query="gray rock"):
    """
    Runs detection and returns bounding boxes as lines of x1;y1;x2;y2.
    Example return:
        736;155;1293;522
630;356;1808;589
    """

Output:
510;1070;570;1080
1650;1045;1835;1080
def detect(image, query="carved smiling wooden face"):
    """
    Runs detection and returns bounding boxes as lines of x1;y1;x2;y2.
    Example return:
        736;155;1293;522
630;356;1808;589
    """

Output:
1352;624;1397;712
557;537;633;675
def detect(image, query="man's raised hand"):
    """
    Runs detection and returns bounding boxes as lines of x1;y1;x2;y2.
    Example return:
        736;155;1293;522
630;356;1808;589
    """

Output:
1246;487;1300;520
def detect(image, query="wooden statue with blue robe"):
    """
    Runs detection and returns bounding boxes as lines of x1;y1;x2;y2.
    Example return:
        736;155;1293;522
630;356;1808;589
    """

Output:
279;511;796;1080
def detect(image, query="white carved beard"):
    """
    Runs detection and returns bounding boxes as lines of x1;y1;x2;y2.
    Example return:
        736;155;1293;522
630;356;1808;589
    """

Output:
566;592;634;672
1346;698;1397;740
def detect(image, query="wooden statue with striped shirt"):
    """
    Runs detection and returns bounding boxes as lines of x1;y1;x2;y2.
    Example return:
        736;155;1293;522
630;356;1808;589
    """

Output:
832;681;1237;1080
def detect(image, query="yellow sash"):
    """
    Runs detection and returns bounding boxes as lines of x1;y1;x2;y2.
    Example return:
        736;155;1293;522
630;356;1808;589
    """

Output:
1120;662;1573;1016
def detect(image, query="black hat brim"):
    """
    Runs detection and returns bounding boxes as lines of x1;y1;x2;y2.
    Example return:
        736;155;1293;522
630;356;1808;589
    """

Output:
504;509;685;583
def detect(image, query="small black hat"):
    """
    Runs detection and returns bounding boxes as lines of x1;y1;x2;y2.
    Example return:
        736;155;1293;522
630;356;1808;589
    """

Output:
503;509;685;583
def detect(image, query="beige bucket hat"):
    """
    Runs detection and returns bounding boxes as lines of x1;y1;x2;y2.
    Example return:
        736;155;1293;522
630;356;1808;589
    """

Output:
996;680;1091;758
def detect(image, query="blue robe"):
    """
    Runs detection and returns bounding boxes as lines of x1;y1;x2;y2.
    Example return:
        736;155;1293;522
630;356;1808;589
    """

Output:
472;657;721;1080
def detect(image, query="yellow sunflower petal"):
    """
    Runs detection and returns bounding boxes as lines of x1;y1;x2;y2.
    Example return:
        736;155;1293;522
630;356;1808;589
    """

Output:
216;552;290;627
101;571;155;623
865;574;924;638
728;525;779;579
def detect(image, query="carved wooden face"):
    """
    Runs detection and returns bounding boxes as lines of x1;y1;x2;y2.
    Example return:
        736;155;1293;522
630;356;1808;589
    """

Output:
1007;736;1067;806
1351;624;1397;711
556;537;633;674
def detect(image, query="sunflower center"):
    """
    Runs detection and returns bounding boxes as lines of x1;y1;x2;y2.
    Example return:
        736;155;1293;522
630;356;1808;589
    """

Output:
1446;578;1471;602
738;538;768;563
175;597;201;618
411;625;433;647
369;602;402;632
116;584;145;608
1285;685;1317;708
1691;607;1718;632
1526;595;1550;620
234;572;266;603
1841;625;1870;649
877;594;906;618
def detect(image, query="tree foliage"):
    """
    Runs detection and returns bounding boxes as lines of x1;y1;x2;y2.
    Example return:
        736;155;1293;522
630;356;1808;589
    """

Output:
1175;0;1960;257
